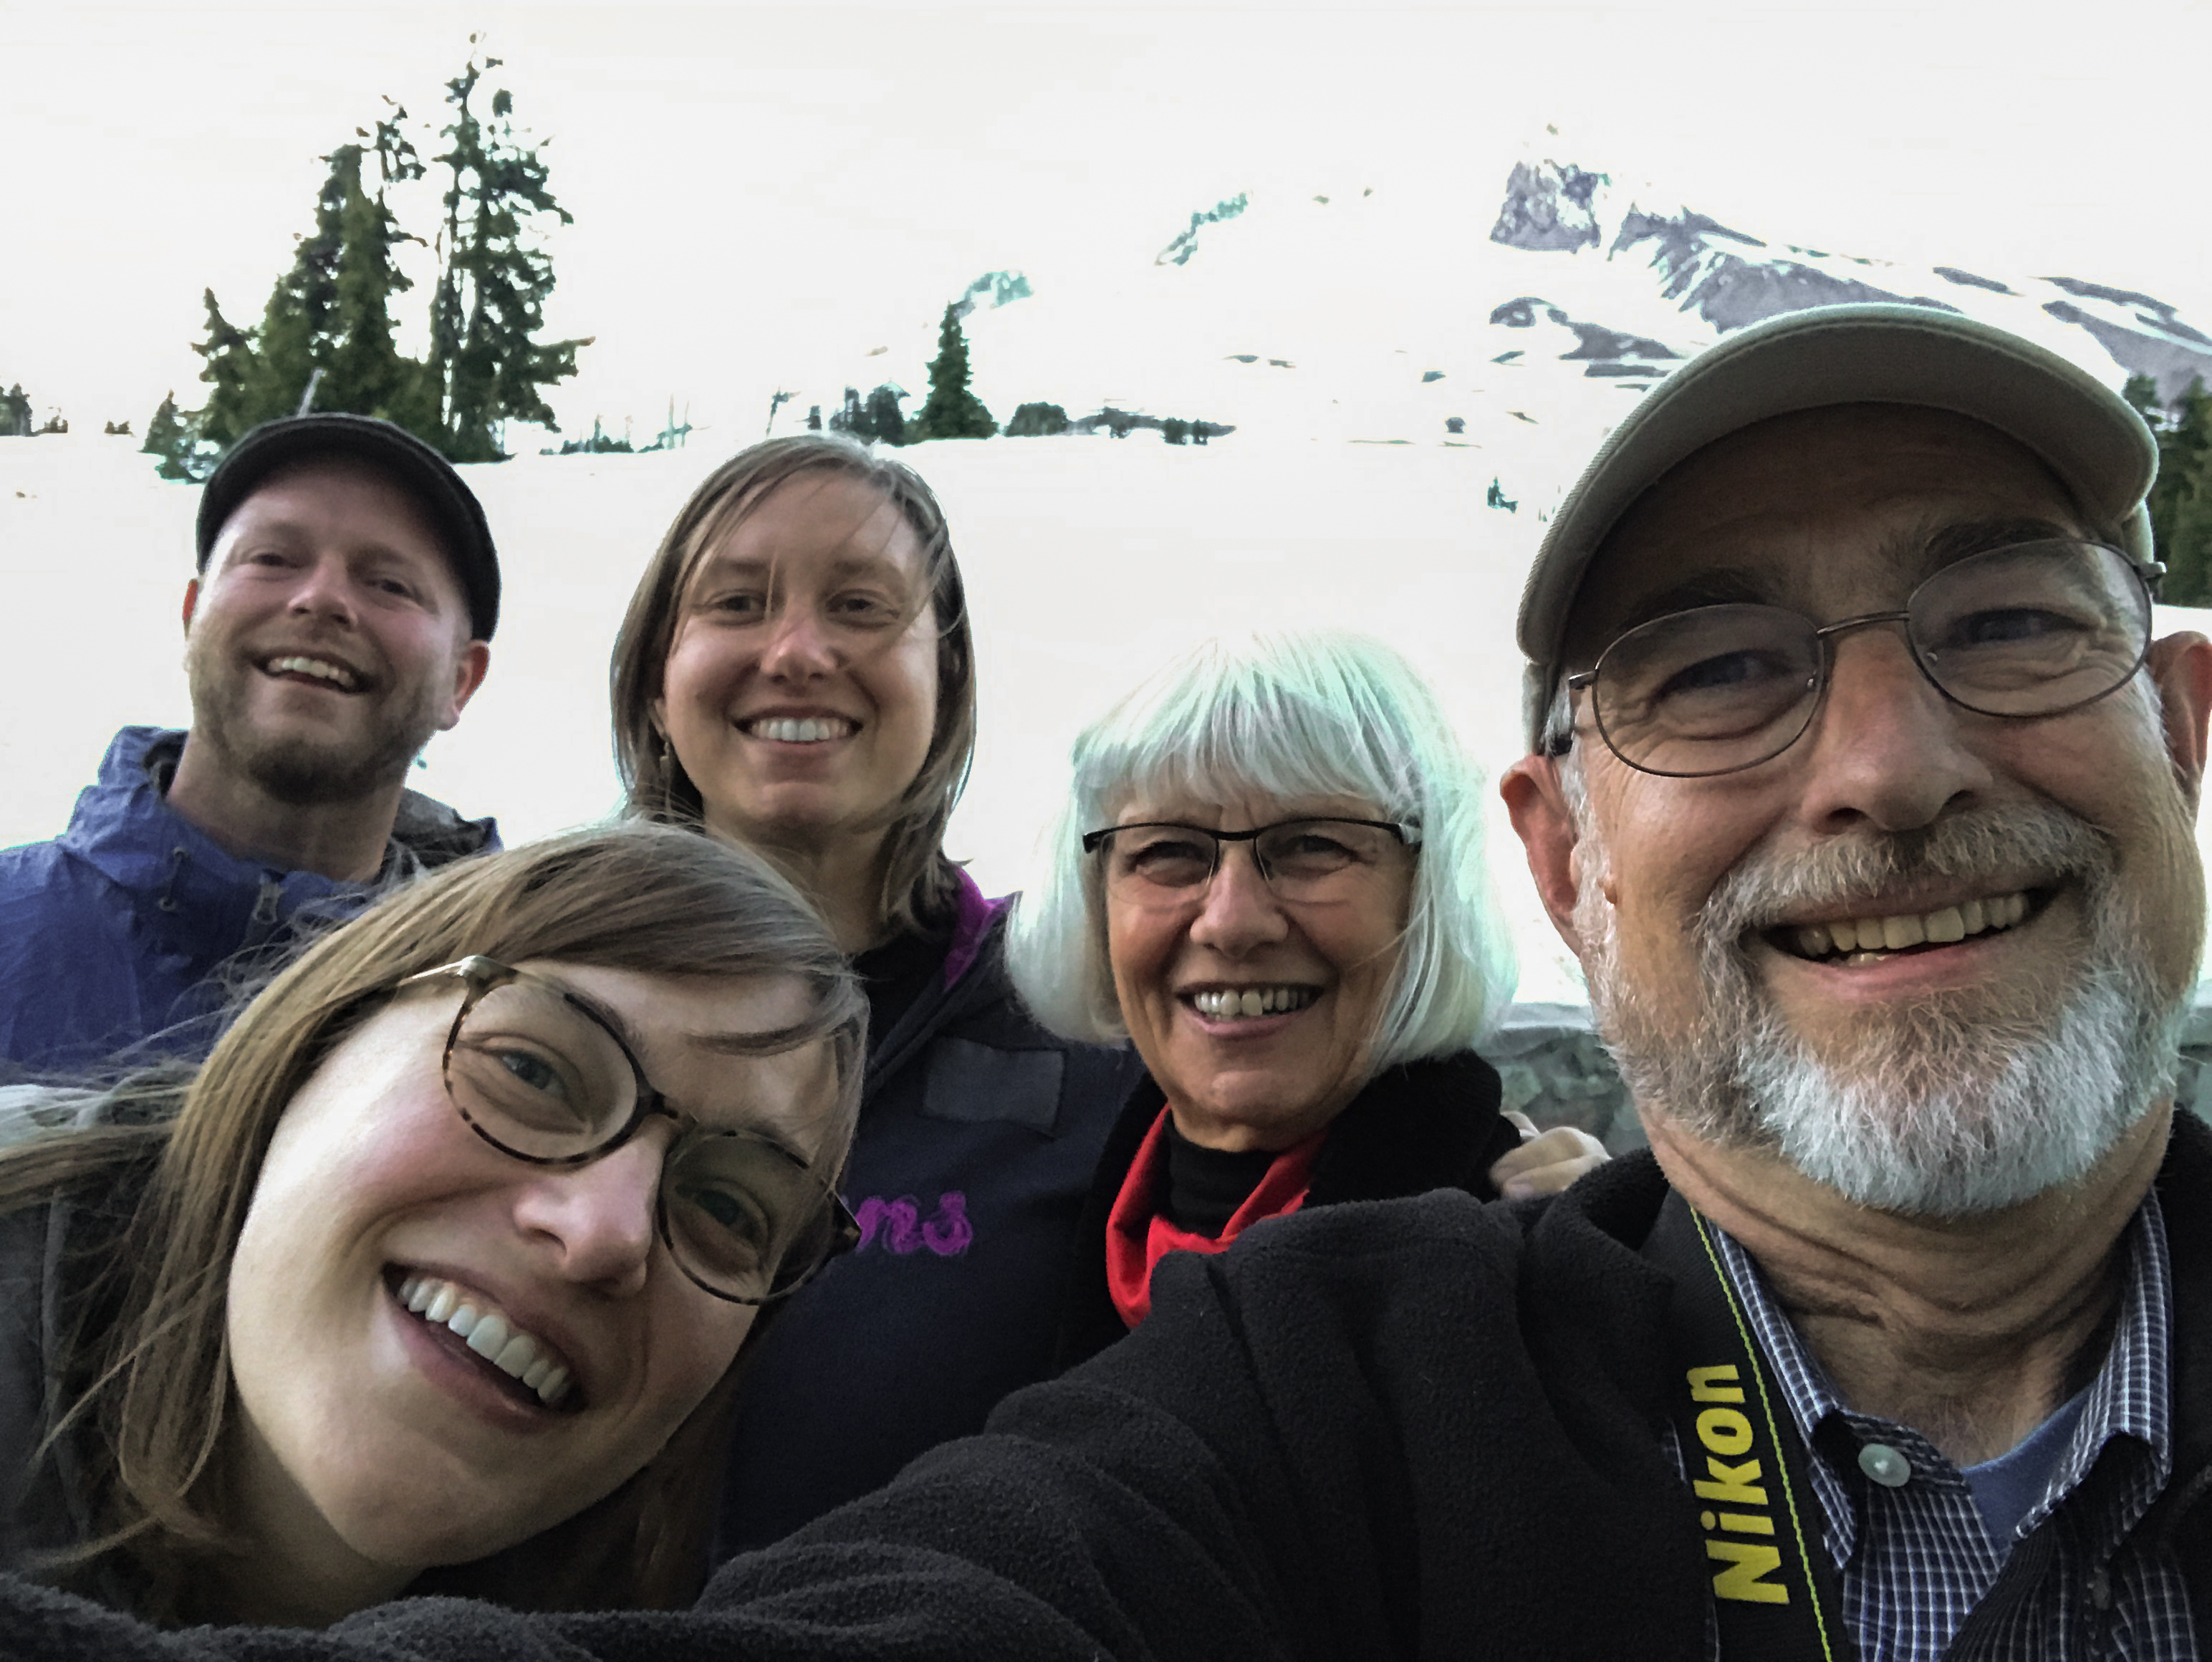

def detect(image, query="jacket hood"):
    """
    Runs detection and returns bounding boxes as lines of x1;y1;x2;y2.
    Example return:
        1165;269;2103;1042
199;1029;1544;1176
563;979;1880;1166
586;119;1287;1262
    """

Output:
64;727;495;888
58;726;496;986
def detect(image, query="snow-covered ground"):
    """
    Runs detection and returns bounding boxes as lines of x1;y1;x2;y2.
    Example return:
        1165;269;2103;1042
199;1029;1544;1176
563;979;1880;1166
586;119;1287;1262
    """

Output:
8;427;2212;1005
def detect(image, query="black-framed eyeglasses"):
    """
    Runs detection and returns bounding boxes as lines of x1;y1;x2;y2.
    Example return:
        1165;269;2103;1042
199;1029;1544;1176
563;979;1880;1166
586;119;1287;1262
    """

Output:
1547;539;2161;779
1079;817;1420;907
398;956;860;1305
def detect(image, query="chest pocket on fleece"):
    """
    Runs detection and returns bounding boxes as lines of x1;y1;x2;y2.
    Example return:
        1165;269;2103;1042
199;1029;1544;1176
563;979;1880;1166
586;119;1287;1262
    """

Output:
920;1037;1065;1136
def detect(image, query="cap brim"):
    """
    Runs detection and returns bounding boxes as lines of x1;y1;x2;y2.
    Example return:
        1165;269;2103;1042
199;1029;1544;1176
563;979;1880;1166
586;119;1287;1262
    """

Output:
1514;302;2158;745
195;413;500;640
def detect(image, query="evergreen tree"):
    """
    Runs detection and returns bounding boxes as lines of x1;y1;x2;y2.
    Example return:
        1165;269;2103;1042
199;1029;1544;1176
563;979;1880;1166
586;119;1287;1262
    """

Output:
862;384;908;446
828;384;908;446
323;107;433;428
909;304;995;441
428;52;585;461
191;289;265;451
141;393;183;457
1005;401;1068;437
2127;375;2212;605
249;145;350;420
0;385;30;437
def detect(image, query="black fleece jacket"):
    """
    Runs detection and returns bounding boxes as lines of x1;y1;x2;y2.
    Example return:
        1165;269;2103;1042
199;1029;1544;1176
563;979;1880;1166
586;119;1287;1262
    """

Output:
4;1119;2211;1659
714;903;1144;1552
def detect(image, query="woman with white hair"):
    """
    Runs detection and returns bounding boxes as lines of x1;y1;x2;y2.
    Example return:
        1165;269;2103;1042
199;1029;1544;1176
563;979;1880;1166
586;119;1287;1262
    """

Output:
1009;631;1604;1360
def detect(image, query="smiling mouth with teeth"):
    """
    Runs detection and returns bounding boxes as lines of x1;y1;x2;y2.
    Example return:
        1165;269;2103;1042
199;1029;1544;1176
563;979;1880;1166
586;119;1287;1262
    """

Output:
263;654;362;692
742;716;857;744
1776;890;2037;967
395;1272;577;1408
1189;986;1319;1019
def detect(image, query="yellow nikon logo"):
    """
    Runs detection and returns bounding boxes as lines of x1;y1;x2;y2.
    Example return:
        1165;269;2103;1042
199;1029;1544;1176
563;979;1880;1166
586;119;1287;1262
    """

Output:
1688;1365;1788;1605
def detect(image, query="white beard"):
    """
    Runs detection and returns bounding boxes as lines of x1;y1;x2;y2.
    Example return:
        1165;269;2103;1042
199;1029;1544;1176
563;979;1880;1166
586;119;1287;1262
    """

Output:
1578;802;2187;1218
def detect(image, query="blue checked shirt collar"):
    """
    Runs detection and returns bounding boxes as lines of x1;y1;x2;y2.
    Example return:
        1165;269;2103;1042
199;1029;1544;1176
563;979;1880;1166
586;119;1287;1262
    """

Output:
1703;1192;2185;1660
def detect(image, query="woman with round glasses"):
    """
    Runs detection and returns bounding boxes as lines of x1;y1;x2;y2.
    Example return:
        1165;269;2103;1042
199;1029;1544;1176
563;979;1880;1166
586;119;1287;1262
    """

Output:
0;823;864;1624
608;435;1142;1551
1009;632;1606;1361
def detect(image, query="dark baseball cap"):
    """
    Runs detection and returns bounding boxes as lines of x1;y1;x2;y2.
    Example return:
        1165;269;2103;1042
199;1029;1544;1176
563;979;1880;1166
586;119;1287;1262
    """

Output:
194;413;501;640
1515;302;2158;749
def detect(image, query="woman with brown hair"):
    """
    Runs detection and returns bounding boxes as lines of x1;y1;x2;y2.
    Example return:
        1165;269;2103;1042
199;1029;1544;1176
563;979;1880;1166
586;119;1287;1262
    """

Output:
0;822;865;1624
609;434;1143;1551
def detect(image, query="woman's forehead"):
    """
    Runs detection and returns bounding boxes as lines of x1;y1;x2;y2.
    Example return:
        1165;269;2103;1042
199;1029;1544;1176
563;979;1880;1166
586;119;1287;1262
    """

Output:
1113;778;1385;825
713;472;916;562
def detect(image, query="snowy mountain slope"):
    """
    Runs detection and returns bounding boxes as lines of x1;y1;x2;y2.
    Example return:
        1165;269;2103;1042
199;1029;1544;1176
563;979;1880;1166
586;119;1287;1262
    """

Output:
784;148;2212;530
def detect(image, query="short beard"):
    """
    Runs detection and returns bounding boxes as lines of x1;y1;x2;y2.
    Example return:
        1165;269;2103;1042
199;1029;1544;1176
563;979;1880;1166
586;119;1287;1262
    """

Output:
186;645;444;809
1579;803;2188;1218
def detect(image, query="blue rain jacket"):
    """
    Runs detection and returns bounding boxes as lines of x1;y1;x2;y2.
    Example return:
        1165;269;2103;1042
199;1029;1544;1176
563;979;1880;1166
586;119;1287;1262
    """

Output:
0;726;496;1071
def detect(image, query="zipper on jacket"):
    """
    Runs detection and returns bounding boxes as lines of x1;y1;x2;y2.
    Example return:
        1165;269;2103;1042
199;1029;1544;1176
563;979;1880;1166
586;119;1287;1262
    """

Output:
240;875;285;948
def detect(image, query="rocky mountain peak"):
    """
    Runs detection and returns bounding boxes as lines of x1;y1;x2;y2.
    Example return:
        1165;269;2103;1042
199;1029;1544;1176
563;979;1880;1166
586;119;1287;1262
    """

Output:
1490;160;1609;254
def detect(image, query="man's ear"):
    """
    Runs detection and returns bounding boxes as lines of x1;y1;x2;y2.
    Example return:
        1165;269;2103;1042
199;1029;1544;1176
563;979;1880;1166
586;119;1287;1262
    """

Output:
1501;753;1587;956
181;577;201;636
436;642;493;732
2147;631;2212;808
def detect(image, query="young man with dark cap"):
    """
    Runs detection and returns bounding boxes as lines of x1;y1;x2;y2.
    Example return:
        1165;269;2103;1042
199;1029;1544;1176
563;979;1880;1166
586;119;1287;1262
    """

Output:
0;415;499;1069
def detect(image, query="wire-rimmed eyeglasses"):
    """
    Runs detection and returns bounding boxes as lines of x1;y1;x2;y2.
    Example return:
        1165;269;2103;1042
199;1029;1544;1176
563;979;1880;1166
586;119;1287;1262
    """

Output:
1546;539;2160;779
398;956;860;1305
1079;817;1420;907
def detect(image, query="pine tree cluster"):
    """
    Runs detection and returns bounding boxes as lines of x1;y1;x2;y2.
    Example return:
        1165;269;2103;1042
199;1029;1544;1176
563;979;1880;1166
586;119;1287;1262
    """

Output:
0;385;32;438
2126;375;2212;605
828;385;911;446
147;47;585;481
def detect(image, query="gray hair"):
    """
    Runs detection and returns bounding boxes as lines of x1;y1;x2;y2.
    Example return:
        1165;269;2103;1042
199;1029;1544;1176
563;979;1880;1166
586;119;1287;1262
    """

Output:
1006;630;1517;1070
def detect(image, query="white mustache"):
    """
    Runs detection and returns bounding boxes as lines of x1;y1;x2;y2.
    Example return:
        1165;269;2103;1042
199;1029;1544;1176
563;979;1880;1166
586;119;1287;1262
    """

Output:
1697;804;2113;948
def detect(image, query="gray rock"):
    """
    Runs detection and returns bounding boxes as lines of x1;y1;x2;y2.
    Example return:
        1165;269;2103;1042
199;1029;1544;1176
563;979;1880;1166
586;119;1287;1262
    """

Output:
1935;266;2016;296
1560;321;1678;362
1488;1002;1643;1153
1489;296;1558;329
1610;208;1959;334
1499;991;2212;1148
2045;276;2178;313
2044;300;2212;402
1490;160;1609;254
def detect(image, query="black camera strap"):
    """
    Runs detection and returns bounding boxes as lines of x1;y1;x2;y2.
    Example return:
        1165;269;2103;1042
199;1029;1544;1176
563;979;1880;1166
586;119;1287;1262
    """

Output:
1645;1189;1855;1662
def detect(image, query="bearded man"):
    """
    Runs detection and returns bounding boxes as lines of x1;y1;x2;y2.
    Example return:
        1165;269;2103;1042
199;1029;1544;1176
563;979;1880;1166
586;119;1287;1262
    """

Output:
0;416;498;1069
0;306;2201;1659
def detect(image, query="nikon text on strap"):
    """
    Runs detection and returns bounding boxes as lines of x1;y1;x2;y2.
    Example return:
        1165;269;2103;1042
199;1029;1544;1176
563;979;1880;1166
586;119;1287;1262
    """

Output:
1645;1189;1855;1662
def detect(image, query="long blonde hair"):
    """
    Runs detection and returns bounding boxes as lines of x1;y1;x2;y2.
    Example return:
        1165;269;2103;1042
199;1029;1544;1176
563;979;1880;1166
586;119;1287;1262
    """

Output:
610;433;978;935
0;823;865;1621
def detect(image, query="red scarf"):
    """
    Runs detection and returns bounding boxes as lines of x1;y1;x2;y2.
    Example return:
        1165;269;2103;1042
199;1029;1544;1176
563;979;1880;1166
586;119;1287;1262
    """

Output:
1105;1106;1324;1329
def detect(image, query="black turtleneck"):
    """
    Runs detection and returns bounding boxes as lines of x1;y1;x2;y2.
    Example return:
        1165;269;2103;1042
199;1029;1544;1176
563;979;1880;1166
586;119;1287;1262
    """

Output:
1160;1115;1279;1236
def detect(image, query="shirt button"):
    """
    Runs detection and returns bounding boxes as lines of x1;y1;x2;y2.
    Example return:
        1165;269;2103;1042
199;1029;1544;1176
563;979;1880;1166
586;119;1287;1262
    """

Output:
1859;1443;1912;1488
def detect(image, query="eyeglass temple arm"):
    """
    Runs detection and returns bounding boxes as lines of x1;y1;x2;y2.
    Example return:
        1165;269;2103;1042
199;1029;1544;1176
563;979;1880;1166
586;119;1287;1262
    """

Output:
1544;671;1597;757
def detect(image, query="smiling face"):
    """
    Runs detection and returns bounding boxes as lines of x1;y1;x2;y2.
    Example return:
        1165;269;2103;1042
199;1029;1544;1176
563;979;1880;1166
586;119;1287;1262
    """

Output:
221;961;837;1617
653;471;940;863
1103;790;1414;1153
183;457;489;805
1511;404;2211;1214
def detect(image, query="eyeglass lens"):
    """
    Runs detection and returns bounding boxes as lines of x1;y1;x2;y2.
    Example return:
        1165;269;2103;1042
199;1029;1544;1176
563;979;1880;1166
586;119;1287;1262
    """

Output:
1101;820;1403;905
1587;540;2151;777
445;977;836;1301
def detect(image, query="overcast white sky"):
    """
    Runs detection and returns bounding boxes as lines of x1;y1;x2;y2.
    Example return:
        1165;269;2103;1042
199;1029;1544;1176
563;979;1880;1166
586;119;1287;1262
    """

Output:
5;1;2210;443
